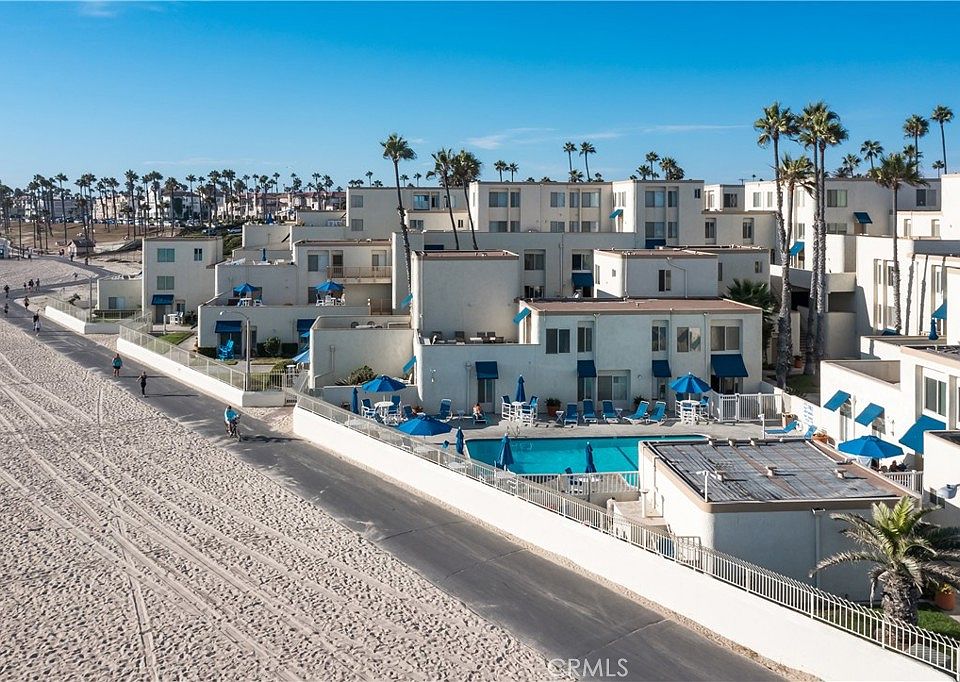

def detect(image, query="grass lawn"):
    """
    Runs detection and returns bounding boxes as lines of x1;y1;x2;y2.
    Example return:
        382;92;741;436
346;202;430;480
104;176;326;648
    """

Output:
786;373;819;399
918;604;960;638
159;331;193;346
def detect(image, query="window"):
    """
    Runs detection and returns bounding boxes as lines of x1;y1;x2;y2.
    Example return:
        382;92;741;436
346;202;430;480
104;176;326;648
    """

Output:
549;192;565;208
581;191;600;208
614;190;627;206
796;222;806;239
581;220;597;232
645;222;665;239
826;222;848;235
350;218;363;231
477;379;495;405
718;262;723;281
667;190;679;207
410;219;424;230
546;328;570;354
568;220;581;233
510;191;520;208
156;275;174;290
652;322;668;352
932;219;941;237
925;376;947;417
645;190;665;208
571;253;592;270
667;221;678;238
742;219;754;240
523;285;544;298
826;189;847;208
917;189;937;206
577;324;593;352
157;247;175;262
706;192;715;209
488;191;508;208
489;220;508;233
569;192;580;208
307;254;319;271
903;219;912;236
350;194;363;208
752;192;761;208
509;220;520;232
677;326;701;352
413;194;430;210
694;188;701;199
457;219;464;229
658;269;671;292
597;373;629;401
766;191;774;207
549;220;565;233
577;377;595;402
704;219;716;239
723;193;738;208
193;247;203;261
711;325;741;351
523;251;545;271
754;260;762;274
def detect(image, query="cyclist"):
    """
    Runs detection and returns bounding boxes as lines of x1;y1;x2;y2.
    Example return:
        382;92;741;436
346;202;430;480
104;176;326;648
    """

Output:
224;405;240;438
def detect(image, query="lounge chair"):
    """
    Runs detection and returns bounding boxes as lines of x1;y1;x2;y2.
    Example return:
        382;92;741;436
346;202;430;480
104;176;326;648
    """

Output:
582;399;598;424
645;401;667;424
436;399;452;422
601;400;619;423
217;338;235;360
561;403;579;427
473;410;488;425
622;401;650;425
402;405;416;421
766;420;800;435
802;425;817;439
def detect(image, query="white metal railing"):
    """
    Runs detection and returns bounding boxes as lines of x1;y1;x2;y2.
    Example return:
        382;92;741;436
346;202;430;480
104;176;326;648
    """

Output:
45;296;92;321
295;393;960;678
517;471;639;499
709;391;784;423
884;471;925;494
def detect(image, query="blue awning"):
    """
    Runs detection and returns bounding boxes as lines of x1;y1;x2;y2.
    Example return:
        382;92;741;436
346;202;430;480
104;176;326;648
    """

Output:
151;294;173;305
881;328;900;336
402;356;417;373
853;211;872;225
513;307;531;324
710;354;748;378
400;292;413;309
899;415;946;453
789;241;804;256
577;360;597;378
476;361;498;380
572;272;594;288
424;244;445;251
823;390;851;411
652;359;672;377
297;318;315;332
933;302;948;320
609;208;623;219
855;403;884;426
215;320;242;333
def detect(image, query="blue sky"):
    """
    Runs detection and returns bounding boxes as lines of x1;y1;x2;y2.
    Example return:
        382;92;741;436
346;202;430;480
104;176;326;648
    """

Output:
1;1;958;189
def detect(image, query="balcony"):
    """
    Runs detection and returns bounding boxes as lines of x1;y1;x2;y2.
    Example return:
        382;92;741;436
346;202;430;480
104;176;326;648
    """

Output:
325;265;392;283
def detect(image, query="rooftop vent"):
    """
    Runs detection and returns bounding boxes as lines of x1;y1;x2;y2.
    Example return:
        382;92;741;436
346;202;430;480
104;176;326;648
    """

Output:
716;470;727;482
765;465;778;477
728;439;737;447
835;469;846;479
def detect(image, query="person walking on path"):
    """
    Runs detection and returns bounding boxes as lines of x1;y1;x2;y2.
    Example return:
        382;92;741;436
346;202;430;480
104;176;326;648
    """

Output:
138;371;148;396
32;313;40;334
112;353;123;377
3;284;8;298
23;297;29;310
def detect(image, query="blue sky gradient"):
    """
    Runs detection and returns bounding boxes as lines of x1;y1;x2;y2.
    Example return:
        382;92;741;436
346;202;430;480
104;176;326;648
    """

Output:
1;1;958;188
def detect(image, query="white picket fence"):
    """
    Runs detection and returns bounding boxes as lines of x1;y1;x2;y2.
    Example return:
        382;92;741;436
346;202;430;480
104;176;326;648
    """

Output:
708;391;784;423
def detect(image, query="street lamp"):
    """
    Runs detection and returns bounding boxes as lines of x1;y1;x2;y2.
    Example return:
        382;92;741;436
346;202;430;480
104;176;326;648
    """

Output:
220;309;251;390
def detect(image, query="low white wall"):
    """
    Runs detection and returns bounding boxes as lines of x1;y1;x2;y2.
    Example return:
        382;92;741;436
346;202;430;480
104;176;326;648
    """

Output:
45;306;119;334
117;338;285;407
293;407;946;681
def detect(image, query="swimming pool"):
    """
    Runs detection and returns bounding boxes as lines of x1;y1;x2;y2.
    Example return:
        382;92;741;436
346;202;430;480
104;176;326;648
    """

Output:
466;435;706;474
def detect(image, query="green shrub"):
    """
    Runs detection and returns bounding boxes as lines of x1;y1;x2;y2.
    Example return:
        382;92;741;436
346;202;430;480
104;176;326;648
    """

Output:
197;347;217;358
262;336;282;357
335;365;376;386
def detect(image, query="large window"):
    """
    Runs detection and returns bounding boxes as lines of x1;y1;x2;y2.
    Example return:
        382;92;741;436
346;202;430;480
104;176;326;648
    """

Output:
925;376;947;417
723;193;738;208
413;194;430;210
549;220;565;233
569;192;580;208
651;322;668;352
752;192;761;208
577;377;595;402
571;253;592;271
156;275;174;290
157;247;175;262
742;219;754;240
645;190;665;208
509;220;520;232
524;251;545;271
549;192;565;208
917;189;937;207
826;189;848;208
645;222;665;239
826;222;848;234
581;191;600;208
597;373;629;401
307;254;319;271
193;247;203;262
510;191;520;208
676;326;701;353
711;325;741;351
350;194;363;208
581;220;597;232
577;324;594;353
488;191;508;208
350;218;363;231
489;220;508;233
704;219;716;239
410;219;424;230
667;190;679;207
546;328;570;354
658;269;671;292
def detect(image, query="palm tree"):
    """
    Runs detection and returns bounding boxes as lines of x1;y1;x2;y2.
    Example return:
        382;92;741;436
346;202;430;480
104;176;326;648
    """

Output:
659;157;685;180
861;140;883;172
507;162;519;182
568;169;584;183
400;173;409;186
413;172;422;187
452;149;482;250
813;496;960;627
427;148;460;249
836;153;861;178
903;114;929;172
635;164;654;181
931;105;954;173
494;160;507;182
563;142;576;173
727;279;778;350
163;176;180;225
645;151;660;178
868;153;926;333
364;170;374;186
124;170;139;237
53;173;68;245
578;142;596;179
381;133;417;288
933;160;946;176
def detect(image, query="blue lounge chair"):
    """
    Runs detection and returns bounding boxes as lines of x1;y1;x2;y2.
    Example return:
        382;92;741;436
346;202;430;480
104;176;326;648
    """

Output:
645;401;667;424
561;403;579;427
361;398;375;418
402;405;415;421
217;338;235;360
473;409;488;425
601;400;619;423
582;399;598;424
436;398;452;422
385;403;400;425
623;401;649;425
802;425;817;439
766;420;800;435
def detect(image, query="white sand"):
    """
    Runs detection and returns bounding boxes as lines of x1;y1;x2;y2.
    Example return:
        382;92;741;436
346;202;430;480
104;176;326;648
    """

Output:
0;314;555;679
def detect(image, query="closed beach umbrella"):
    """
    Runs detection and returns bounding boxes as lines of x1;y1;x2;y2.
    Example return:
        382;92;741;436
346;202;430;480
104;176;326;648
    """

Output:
515;375;526;403
396;415;451;437
585;442;597;474
455;426;465;455
838;435;903;459
351;387;360;415
316;280;344;294
670;373;711;397
495;435;514;470
930;319;940;341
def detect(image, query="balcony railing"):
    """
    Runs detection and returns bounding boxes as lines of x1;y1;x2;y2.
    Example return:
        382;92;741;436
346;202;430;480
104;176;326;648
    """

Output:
325;265;391;280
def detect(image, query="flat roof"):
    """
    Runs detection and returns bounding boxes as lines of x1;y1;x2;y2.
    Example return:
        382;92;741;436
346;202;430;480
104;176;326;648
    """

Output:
523;297;760;314
903;344;960;371
293;239;391;246
646;439;902;506
595;249;715;259
670;244;769;252
143;236;221;242
415;249;517;260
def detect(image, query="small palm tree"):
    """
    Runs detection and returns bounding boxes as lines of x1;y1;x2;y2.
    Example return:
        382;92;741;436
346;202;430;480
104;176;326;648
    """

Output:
494;160;508;182
635;164;654;180
413;172;422;187
836;153;861;178
727;279;778;350
860;140;883;171
903;114;929;172
645;151;660;178
579;141;596;178
381;133;416;288
813;496;960;626
931;105;954;173
452;149;482;250
568;169;584;183
563;142;576;173
507;162;519;182
933;159;946;176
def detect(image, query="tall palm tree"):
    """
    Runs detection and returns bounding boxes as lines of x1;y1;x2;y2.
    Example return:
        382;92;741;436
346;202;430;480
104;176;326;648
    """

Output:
578;141;596;179
124;170;139;237
507;162;519;182
563;142;576;173
868;153;926;333
413;172;422;187
635;164;654;181
400;173;409;186
814;113;847;364
452;149;482;250
860;140;883;171
427;148;460;249
163;176;180;225
813;496;960;627
931;105;954;174
903;114;929;172
364;170;373;186
659;157;685;180
54;173;68;245
381;133;417;288
494;160;507;182
645;151;660;178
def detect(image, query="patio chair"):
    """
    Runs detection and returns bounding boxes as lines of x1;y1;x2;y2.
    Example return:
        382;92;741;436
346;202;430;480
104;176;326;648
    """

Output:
601;400;619;423
217;339;235;360
473;409;488;425
645;401;667;424
391;395;401;407
361;398;376;418
402;405;415;422
622;401;650;425
436;399;453;422
527;396;539;415
454;331;466;343
766;420;800;435
802;424;817;439
501;395;512;419
561;403;579;427
384;403;400;425
582;399;598;424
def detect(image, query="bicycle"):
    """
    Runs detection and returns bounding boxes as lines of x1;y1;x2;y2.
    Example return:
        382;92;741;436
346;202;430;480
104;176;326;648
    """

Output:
226;417;242;442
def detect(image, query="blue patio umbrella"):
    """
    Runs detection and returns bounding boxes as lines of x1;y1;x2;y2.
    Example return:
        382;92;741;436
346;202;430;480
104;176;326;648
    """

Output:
455;426;465;455
351;387;360;415
585;442;597;474
292;349;310;364
495;435;514;470
515;375;526;403
670;373;711;396
362;375;406;393
930;319;940;341
315;280;344;294
838;435;903;459
233;282;259;295
396;415;452;436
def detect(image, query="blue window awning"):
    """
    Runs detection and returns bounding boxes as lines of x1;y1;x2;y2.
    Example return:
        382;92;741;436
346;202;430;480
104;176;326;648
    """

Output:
933;302;948;320
513;307;531;324
402;356;417;373
853;211;872;225
577;360;597;378
151;294;173;305
899;415;946;453
881;328;900;336
215;320;242;333
652;359;672;378
855;403;884;426
789;241;804;256
476;361;499;380
710;354;748;378
400;292;413;309
297;318;316;332
609;208;623;219
572;272;594;288
823;390;851;411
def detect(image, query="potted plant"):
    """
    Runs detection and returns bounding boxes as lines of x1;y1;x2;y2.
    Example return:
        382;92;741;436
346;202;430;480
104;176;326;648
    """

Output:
546;397;561;418
936;583;956;611
793;355;803;369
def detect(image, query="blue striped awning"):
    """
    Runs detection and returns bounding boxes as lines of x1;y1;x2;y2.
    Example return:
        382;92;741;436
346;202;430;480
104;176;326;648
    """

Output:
652;360;671;377
609;208;623;219
297;318;315;332
215;320;242;333
577;360;597;378
151;294;174;305
789;242;804;256
899;415;946;453
710;354;748;378
823;390;850;411
855;403;884;426
400;292;413;309
853;211;872;224
402;356;417;373
933;302;948;320
513;307;531;324
572;272;594;288
476;361;498;380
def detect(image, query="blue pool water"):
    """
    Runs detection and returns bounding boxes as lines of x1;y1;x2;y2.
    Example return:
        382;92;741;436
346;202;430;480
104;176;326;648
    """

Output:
466;435;706;474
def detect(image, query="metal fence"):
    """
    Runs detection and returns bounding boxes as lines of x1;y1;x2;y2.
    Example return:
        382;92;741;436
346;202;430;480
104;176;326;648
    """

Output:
46;296;140;323
518;471;639;499
884;471;925;495
709;391;784;423
295;393;960;678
